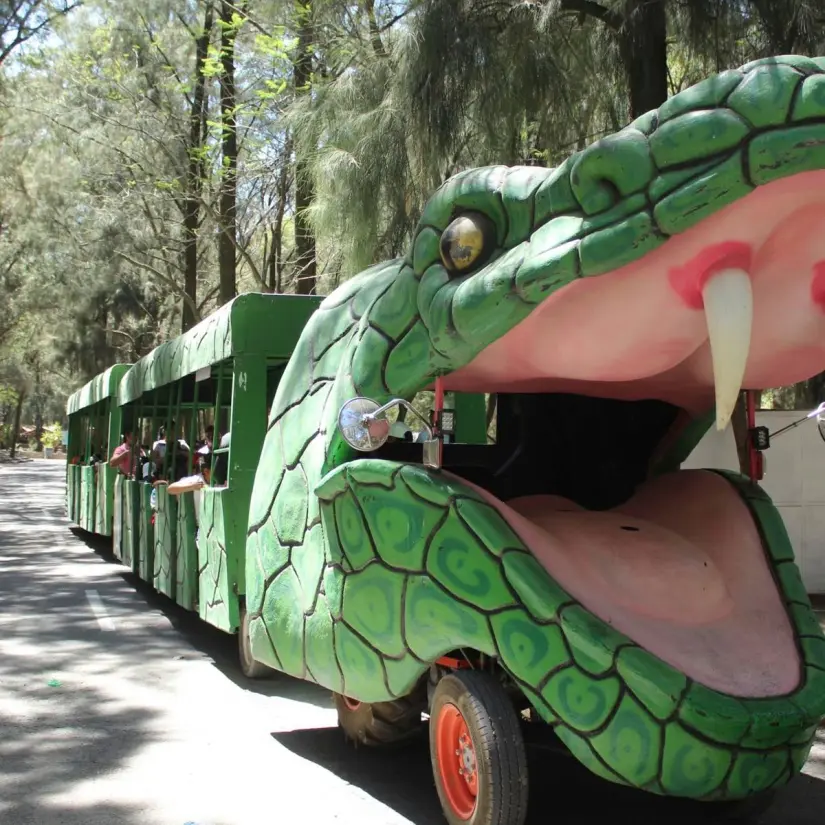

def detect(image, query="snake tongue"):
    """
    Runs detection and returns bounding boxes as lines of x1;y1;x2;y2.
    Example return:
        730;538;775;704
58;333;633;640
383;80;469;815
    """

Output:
702;268;753;431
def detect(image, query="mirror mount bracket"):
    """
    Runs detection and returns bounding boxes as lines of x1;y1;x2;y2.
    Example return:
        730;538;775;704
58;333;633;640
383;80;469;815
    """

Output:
743;397;825;482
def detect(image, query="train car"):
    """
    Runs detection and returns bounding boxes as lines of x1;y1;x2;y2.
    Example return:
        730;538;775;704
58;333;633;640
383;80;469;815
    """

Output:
65;364;131;534
63;56;825;825
111;292;322;674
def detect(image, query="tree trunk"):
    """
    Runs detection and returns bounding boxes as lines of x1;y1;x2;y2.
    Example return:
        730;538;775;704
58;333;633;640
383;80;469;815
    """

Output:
217;0;239;306
267;141;292;292
182;1;214;332
618;0;669;119
293;1;317;295
9;390;24;459
363;0;387;57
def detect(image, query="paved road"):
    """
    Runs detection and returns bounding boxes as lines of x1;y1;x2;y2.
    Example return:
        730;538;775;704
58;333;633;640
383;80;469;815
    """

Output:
0;460;822;825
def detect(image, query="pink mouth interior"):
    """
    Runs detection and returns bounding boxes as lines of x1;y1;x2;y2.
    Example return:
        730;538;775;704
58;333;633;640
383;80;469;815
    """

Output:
438;172;825;698
458;471;800;698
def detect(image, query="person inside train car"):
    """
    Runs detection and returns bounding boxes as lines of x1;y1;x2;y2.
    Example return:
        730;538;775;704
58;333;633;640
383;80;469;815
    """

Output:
152;422;191;482
108;431;139;478
164;445;212;538
151;425;167;461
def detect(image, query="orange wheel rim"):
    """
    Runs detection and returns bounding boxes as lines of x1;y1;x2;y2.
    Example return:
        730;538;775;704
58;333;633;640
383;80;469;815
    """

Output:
342;695;361;711
435;702;478;820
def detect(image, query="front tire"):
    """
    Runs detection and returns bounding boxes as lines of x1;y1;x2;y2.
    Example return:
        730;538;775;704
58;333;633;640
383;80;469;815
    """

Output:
429;671;528;825
238;606;271;679
333;692;424;747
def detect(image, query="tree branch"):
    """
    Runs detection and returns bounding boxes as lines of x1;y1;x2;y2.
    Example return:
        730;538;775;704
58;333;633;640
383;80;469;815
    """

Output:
116;251;201;323
556;0;623;30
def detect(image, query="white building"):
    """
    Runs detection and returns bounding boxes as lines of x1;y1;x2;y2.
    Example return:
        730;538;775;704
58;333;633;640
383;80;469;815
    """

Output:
682;410;825;594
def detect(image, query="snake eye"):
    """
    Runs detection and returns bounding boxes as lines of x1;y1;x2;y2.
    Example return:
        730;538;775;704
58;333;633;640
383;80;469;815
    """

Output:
439;211;495;275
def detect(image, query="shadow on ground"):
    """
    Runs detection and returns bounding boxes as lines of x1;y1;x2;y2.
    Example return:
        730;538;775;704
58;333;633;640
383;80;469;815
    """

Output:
0;466;239;824
272;724;825;825
0;478;160;822
67;525;334;709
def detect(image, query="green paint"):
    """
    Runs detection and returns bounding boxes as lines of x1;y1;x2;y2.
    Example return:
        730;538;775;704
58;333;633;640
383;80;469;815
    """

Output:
175;493;198;611
80;466;96;532
67;364;130;415
197;489;240;633
112;474;124;560
137;483;153;583
153;485;177;600
120;480;140;573
117;295;320;406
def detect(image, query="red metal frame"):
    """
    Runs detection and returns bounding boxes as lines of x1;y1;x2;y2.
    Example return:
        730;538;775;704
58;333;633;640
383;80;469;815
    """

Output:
746;390;763;481
433;376;445;467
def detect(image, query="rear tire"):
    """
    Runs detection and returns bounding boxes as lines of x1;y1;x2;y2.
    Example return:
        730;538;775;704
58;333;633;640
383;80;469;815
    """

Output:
238;606;271;680
333;692;424;747
429;671;528;825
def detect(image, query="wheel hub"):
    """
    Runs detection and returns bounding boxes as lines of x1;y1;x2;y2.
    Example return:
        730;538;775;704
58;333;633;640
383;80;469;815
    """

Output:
457;732;476;779
436;702;478;820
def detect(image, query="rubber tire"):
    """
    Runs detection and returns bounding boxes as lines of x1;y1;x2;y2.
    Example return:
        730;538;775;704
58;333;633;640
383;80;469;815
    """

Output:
238;606;271;680
333;692;424;747
429;671;528;825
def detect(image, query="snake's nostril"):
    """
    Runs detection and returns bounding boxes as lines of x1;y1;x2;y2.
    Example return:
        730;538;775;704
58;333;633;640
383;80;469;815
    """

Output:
570;129;655;215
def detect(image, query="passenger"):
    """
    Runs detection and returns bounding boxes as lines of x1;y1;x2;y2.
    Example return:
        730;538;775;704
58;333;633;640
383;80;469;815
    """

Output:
109;431;139;477
151;426;167;463
165;445;212;538
141;452;156;482
153;422;191;481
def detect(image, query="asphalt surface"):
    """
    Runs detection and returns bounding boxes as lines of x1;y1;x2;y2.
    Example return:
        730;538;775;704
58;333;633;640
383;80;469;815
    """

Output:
0;460;823;825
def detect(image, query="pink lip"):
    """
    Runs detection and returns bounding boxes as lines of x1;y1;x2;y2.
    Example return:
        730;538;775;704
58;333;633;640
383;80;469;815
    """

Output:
668;241;754;309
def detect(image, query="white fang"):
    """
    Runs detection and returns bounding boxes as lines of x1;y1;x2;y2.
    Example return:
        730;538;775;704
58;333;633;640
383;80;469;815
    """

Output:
702;268;753;431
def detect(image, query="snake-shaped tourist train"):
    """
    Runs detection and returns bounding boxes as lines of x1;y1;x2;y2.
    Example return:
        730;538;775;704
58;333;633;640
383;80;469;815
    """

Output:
65;55;825;825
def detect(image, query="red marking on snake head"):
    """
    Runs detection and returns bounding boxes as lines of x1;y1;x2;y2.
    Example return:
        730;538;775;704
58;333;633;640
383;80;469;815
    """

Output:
811;262;825;311
668;242;754;310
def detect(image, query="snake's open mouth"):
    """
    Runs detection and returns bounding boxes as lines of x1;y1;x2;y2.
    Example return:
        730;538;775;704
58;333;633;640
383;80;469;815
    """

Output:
436;170;825;702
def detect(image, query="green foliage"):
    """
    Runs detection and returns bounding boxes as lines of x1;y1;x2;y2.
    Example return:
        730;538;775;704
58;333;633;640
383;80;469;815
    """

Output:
41;421;63;448
0;0;823;410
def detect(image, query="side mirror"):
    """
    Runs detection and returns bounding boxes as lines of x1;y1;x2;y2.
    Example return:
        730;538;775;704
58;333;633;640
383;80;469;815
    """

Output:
337;396;440;467
338;397;389;452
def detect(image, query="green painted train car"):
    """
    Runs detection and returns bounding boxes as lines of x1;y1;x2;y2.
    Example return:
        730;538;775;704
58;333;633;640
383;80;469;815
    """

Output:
112;293;321;673
65;364;131;535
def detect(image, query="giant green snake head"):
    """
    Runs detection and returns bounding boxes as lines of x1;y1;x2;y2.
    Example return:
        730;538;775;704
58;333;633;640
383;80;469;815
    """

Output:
247;55;825;802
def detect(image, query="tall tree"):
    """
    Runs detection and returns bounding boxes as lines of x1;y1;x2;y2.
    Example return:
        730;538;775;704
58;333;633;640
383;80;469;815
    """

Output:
216;0;243;305
292;0;317;295
182;1;215;331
